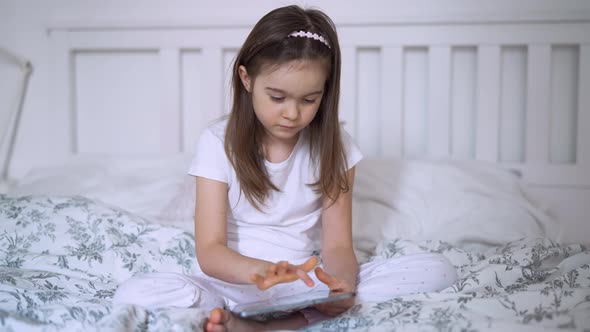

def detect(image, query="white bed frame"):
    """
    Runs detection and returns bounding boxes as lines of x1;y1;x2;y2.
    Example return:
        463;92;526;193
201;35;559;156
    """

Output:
8;4;590;243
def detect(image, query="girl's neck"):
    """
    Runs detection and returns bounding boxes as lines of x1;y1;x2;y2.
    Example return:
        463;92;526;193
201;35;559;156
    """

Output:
262;133;300;163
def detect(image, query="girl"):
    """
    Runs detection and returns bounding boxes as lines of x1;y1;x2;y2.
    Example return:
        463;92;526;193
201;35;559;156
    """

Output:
114;5;458;332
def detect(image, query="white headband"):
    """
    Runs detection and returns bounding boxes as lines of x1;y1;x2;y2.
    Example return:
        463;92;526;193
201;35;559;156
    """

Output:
288;30;331;49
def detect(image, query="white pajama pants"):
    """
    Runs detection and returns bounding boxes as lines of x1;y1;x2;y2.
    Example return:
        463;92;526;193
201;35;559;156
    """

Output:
113;253;458;313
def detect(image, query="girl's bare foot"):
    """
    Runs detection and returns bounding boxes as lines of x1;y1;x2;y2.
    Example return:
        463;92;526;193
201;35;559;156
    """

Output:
204;308;261;332
204;307;309;332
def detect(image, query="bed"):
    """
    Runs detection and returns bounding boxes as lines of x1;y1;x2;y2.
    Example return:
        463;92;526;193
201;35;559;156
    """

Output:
1;3;590;331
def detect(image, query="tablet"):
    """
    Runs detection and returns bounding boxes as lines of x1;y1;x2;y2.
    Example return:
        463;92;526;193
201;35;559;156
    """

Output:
232;290;356;318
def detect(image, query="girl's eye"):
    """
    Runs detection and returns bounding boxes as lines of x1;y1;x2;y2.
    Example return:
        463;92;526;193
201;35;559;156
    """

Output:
270;96;285;102
303;99;316;104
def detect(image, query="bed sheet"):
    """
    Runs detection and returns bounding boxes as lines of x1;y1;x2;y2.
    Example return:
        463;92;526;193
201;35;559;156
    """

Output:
1;195;589;331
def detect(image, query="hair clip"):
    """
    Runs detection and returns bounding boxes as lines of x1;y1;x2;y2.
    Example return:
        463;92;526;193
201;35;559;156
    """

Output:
288;30;331;49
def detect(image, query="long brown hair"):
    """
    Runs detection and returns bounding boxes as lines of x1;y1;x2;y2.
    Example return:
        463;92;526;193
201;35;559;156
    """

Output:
225;5;349;211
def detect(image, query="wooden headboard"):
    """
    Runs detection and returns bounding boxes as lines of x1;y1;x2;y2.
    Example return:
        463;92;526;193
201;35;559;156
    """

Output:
47;19;589;186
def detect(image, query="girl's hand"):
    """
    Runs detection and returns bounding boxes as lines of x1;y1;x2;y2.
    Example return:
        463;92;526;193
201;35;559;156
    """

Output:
313;266;356;316
249;256;319;290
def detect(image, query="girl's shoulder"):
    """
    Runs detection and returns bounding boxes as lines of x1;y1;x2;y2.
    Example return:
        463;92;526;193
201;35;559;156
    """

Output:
339;127;364;168
202;117;228;143
340;127;355;146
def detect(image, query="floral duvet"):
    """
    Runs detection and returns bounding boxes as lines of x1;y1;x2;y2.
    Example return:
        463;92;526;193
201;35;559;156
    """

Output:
1;195;589;331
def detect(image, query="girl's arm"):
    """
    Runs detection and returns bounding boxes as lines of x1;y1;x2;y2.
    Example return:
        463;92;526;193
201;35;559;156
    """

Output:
320;167;359;289
315;167;359;315
194;176;315;287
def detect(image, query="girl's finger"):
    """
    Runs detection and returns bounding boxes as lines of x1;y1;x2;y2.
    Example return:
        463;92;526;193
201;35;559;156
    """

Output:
250;274;265;289
296;268;315;287
266;264;278;276
300;256;319;272
249;273;260;283
261;276;279;290
277;261;289;275
314;266;338;288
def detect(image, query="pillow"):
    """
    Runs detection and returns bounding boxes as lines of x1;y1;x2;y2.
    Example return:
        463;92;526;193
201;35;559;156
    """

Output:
352;158;558;261
8;154;196;232
10;155;558;262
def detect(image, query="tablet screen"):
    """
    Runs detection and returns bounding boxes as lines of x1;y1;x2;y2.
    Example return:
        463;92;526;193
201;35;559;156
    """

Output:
232;290;355;318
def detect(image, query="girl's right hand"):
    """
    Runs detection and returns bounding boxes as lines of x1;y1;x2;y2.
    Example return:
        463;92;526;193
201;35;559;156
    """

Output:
249;256;319;290
313;266;356;316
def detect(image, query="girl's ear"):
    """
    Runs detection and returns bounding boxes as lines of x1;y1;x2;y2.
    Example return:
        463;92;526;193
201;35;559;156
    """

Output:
238;65;252;92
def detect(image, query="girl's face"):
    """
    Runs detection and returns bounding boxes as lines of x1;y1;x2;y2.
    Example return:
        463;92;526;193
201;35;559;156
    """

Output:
239;59;329;145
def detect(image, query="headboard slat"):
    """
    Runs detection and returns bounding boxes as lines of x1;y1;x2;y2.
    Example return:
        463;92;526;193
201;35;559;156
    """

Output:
450;47;477;159
475;45;501;162
200;47;224;125
180;49;203;153
499;46;527;163
578;44;590;166
550;45;579;164
357;48;381;156
380;46;403;157
526;45;552;163
402;47;428;157
427;46;451;157
339;46;356;138
159;47;181;153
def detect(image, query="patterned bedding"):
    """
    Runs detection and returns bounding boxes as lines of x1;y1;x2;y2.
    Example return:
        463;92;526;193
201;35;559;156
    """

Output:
1;195;589;331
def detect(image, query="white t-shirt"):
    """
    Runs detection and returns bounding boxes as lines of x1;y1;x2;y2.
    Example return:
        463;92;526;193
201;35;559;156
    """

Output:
188;119;363;264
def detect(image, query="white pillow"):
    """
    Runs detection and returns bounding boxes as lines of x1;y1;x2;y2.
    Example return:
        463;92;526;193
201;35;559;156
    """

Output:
8;154;196;232
9;155;558;260
352;158;558;261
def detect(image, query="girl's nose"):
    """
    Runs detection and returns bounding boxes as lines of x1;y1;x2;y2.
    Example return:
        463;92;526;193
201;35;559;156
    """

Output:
282;102;299;120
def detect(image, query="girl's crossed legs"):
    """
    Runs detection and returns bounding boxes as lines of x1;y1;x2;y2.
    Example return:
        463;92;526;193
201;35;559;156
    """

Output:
113;253;458;329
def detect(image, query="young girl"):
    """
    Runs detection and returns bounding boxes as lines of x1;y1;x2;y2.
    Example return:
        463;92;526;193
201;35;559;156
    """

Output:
114;5;457;331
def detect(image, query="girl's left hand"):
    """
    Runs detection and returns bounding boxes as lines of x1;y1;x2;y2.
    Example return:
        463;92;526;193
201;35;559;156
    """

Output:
249;256;319;290
313;267;356;316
